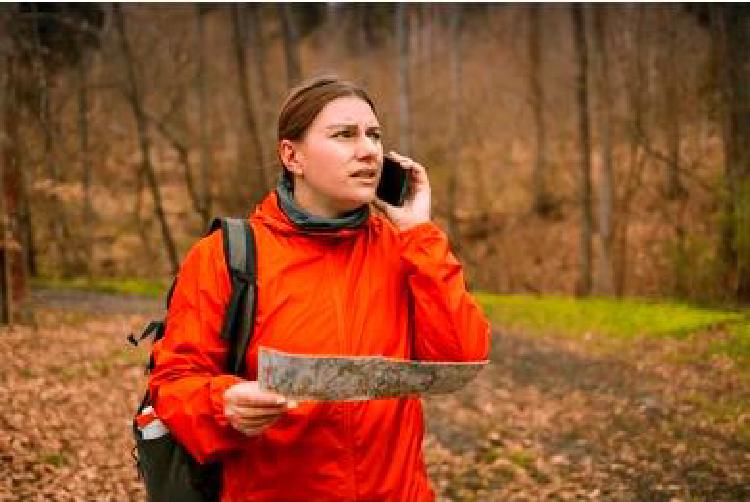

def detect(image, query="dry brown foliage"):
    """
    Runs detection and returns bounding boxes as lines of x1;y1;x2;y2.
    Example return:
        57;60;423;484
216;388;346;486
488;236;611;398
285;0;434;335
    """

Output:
1;291;748;500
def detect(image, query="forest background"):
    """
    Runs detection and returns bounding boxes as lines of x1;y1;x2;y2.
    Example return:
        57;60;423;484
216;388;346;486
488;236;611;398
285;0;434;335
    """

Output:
1;3;749;315
2;4;750;500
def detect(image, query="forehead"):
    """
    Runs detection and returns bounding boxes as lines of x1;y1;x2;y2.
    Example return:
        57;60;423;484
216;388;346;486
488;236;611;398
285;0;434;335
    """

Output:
311;96;379;127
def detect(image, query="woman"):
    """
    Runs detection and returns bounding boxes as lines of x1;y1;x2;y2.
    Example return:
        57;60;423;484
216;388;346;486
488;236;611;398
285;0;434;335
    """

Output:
149;76;490;501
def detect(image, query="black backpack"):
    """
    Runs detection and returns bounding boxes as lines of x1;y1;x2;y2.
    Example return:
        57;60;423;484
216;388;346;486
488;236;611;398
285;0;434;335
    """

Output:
128;217;258;502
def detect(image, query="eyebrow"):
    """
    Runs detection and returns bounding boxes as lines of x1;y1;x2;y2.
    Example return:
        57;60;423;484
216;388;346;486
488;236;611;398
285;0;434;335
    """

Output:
325;124;381;130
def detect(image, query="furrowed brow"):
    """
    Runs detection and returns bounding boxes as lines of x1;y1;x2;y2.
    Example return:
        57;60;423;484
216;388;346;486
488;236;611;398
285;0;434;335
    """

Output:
325;124;358;130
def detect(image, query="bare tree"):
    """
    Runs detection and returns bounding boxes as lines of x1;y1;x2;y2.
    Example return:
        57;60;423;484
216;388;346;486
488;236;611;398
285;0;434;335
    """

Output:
195;5;212;227
710;5;750;302
278;4;301;89
31;5;74;275
113;4;179;274
615;5;649;296
0;33;14;323
0;13;30;323
528;5;552;216
246;4;276;169
447;4;463;251
571;4;593;296
230;4;267;207
396;3;411;155
592;7;615;295
662;6;683;200
75;23;93;271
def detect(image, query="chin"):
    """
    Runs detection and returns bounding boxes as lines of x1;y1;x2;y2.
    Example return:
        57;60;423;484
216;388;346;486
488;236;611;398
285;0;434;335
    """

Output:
336;190;375;212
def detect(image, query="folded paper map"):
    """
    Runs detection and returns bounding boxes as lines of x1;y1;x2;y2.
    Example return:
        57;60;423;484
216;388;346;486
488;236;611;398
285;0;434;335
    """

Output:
258;347;488;401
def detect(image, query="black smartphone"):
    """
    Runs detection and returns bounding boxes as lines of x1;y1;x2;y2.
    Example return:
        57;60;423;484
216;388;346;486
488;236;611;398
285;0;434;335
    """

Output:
377;157;409;206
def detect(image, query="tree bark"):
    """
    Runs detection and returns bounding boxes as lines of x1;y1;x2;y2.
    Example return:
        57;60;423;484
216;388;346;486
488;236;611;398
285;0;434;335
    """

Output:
711;6;750;302
247;5;271;104
113;4;179;274
662;6;683;200
528;5;552;217
195;5;212;228
31;5;74;275
571;4;593;296
396;3;411;155
76;40;93;272
1;44;29;323
246;4;276;169
230;4;268;207
447;4;463;252
615;5;648;297
592;7;615;296
278;4;301;89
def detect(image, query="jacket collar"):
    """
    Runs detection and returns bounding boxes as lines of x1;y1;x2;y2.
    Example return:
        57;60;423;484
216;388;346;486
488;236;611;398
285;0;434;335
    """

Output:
252;177;370;237
274;176;369;231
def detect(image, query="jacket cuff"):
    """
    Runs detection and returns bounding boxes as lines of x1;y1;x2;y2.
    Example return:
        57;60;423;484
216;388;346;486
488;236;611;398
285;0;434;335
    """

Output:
209;374;245;427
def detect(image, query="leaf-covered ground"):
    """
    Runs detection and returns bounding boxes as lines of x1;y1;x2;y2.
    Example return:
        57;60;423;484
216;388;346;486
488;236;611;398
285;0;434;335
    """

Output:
1;289;748;501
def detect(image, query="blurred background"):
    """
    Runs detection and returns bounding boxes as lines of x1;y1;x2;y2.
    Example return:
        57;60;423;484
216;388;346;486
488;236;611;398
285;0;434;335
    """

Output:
0;3;748;315
2;4;750;500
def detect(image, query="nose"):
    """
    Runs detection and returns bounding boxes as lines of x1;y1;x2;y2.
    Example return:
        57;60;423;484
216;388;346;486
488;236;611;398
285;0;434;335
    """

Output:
356;134;381;161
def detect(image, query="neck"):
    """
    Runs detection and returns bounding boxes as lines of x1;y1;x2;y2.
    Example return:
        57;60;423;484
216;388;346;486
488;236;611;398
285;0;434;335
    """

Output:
293;183;343;219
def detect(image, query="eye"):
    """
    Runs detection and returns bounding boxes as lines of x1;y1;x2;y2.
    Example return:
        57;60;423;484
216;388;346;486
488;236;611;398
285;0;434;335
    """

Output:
368;130;382;141
333;129;356;138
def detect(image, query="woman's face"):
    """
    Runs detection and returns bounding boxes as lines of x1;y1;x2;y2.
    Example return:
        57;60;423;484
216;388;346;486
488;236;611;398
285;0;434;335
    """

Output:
282;96;383;218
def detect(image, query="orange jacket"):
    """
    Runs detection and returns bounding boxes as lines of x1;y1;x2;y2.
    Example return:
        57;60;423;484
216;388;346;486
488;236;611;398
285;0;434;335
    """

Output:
149;191;490;501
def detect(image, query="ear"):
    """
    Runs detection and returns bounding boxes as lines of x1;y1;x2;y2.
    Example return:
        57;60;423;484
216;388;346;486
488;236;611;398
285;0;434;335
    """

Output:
278;139;305;177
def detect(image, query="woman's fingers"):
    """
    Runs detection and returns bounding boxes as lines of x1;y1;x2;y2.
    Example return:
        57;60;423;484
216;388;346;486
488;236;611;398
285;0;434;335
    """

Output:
226;404;286;419
224;380;298;436
386;151;429;189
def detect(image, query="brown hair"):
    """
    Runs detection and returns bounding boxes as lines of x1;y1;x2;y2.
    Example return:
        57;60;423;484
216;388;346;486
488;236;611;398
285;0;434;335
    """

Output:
277;76;377;180
278;76;376;142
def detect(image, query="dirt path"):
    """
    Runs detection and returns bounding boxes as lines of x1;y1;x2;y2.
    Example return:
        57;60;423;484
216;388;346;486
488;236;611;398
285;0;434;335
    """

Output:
424;330;750;500
1;290;748;501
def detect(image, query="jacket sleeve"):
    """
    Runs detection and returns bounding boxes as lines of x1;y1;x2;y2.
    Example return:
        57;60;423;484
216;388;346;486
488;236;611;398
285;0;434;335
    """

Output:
399;222;490;361
148;231;248;464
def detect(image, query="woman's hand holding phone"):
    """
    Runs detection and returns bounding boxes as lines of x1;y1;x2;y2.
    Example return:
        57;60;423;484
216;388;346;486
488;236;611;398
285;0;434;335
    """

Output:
373;151;431;231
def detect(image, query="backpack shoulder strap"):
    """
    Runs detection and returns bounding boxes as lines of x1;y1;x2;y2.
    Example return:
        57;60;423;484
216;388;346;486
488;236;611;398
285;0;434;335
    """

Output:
208;217;257;376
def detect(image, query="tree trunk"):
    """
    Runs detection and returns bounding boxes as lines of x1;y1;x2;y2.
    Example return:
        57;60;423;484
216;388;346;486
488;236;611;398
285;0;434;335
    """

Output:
571;4;593;296
230;4;268;207
528;5;552;217
247;5;271;105
356;4;370;85
1;47;29;323
396;3;411;155
76;43;93;272
447;5;463;252
0;47;13;324
246;4;276;169
662;6;683;200
615;5;648;297
195;5;212;228
422;4;433;83
278;4;301;89
32;6;74;276
592;7;615;296
712;6;750;302
113;4;179;275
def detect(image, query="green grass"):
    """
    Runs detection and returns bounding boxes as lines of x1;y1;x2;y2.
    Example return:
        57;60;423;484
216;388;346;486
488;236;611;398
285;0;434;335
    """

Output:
709;323;750;369
476;293;750;366
477;293;743;340
33;276;167;299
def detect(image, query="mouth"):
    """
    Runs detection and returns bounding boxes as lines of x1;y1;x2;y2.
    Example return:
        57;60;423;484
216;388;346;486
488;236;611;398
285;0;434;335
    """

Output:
350;169;378;180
